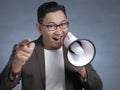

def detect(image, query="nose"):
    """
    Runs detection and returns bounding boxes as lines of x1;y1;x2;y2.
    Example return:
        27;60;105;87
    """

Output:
54;26;62;35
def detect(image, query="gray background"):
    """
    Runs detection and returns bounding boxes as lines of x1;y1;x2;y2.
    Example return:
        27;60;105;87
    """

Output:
0;0;120;90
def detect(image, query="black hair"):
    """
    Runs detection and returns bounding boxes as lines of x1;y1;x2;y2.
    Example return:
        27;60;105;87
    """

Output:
37;1;67;24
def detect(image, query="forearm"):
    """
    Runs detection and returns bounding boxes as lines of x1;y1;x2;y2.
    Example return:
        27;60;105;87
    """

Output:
0;66;21;90
82;64;103;90
0;46;21;90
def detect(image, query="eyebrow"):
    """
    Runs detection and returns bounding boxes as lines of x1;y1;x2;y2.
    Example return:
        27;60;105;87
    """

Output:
45;19;68;25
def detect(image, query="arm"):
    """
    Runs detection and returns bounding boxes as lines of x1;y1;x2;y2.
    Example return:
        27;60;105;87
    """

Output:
0;39;35;90
0;45;22;90
75;64;103;90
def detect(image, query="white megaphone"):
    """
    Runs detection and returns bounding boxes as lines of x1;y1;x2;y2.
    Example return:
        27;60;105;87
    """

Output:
64;32;96;67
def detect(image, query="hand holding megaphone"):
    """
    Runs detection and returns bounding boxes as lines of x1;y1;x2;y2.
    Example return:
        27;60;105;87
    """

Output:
64;32;96;67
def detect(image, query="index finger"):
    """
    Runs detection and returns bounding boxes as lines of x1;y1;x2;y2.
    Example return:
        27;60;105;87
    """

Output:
19;38;31;46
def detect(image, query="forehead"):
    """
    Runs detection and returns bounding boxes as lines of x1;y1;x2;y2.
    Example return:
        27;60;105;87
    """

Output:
43;10;67;24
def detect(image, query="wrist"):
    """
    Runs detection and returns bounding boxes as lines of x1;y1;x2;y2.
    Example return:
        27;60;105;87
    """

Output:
75;67;86;78
11;59;23;73
77;67;88;82
79;67;86;78
9;71;20;81
81;73;88;82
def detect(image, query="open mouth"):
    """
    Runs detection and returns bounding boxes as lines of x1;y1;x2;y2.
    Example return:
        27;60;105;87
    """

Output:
53;36;63;42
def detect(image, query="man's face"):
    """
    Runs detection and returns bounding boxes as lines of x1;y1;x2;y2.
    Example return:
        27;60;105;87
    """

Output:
37;10;68;50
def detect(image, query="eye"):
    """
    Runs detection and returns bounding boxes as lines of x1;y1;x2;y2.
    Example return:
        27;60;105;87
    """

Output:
46;24;55;28
60;22;68;28
60;23;66;26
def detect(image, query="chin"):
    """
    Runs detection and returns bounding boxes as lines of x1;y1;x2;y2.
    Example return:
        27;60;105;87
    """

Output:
52;44;63;50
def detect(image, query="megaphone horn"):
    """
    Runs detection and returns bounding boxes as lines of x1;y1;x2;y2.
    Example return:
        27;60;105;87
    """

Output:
64;32;96;67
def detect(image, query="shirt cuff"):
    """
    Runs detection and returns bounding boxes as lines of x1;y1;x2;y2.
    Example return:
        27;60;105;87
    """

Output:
9;71;20;81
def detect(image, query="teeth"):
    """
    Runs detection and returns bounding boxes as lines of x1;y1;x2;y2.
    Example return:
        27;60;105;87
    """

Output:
53;36;62;40
55;36;61;39
56;37;61;39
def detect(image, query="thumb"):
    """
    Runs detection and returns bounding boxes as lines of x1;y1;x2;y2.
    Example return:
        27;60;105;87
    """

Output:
19;38;31;46
28;42;35;50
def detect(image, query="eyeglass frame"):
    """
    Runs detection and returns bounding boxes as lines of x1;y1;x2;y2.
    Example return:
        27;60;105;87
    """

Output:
40;20;69;31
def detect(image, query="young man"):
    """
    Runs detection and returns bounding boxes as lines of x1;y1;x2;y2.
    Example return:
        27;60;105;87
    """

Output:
0;1;103;90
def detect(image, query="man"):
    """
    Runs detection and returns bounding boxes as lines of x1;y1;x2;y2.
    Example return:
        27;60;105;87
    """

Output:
0;1;103;90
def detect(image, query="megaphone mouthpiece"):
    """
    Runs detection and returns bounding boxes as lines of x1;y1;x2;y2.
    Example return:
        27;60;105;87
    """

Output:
64;32;77;48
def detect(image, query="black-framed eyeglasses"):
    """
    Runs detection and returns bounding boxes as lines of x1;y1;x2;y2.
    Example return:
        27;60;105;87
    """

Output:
41;21;69;31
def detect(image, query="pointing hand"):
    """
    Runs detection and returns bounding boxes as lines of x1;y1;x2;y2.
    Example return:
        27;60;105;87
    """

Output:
11;38;35;73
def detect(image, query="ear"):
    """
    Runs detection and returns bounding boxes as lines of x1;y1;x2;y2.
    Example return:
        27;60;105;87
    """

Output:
36;23;42;34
